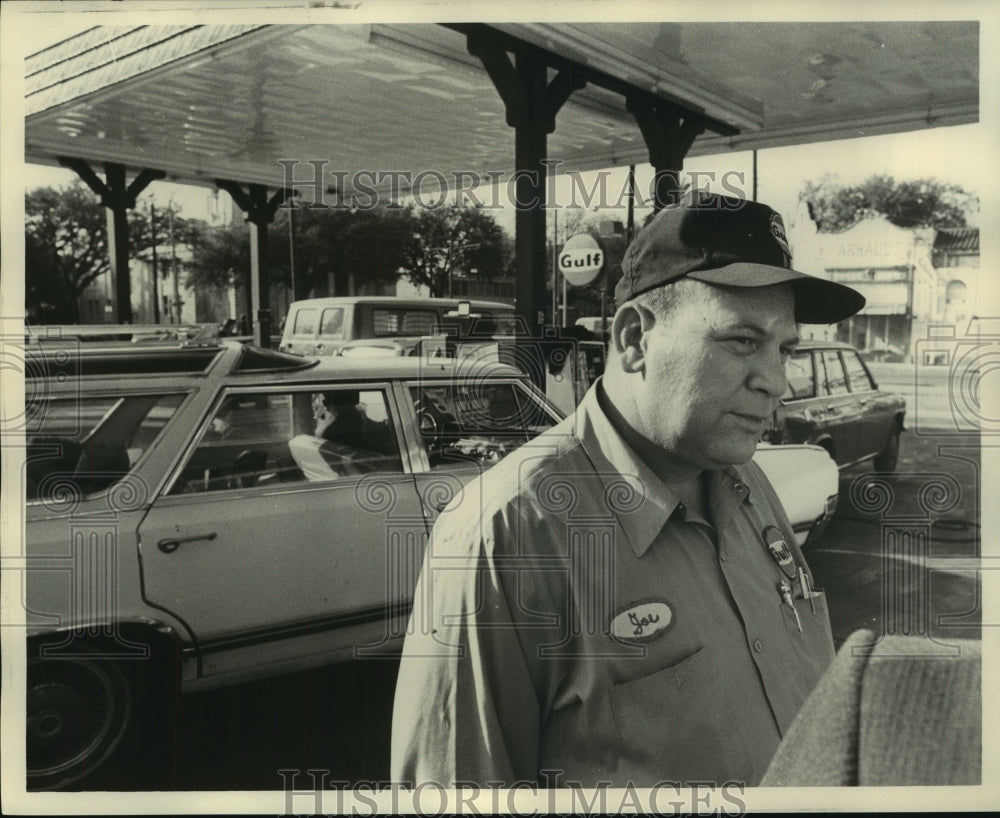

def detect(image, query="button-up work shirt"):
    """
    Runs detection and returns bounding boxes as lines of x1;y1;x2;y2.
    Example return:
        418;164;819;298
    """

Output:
391;381;835;788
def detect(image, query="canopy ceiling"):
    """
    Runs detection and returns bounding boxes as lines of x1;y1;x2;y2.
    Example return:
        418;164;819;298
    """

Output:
24;21;979;193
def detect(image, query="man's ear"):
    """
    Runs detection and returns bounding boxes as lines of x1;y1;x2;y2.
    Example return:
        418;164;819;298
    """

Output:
610;302;655;373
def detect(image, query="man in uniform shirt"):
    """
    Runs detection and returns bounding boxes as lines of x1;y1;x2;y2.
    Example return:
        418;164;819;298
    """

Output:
391;193;866;788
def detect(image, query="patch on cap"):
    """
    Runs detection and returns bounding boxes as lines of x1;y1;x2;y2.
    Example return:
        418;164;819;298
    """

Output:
769;213;791;258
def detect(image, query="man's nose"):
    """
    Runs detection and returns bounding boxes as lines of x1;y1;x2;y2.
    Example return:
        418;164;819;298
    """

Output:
749;348;788;399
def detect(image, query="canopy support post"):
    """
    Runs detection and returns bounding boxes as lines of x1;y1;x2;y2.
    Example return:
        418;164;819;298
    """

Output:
58;157;165;323
466;28;586;386
626;98;707;212
216;180;293;347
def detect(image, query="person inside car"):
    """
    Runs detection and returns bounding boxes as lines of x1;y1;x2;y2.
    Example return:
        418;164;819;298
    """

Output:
391;192;866;788
315;390;397;456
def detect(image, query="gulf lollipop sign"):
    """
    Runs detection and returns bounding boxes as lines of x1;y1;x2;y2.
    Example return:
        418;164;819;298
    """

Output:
558;233;605;286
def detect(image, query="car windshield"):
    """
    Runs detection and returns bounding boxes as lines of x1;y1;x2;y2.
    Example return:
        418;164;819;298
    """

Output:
410;381;557;469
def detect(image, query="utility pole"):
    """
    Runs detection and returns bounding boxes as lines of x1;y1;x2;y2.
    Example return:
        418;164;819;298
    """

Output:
551;209;558;324
150;203;160;324
168;200;181;322
626;165;636;244
288;196;297;301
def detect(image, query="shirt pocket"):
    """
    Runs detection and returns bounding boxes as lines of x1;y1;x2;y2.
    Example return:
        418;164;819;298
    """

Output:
780;590;836;683
609;646;752;784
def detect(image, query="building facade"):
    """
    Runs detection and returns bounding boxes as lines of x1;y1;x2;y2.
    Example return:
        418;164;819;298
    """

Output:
789;213;981;361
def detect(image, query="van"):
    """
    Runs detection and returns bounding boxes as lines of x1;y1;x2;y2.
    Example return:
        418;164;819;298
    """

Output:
278;296;516;357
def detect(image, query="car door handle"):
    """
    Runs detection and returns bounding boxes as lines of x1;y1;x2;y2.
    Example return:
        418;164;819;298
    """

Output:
158;532;218;553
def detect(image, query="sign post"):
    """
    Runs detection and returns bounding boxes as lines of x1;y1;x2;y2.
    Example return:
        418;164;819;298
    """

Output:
558;232;605;326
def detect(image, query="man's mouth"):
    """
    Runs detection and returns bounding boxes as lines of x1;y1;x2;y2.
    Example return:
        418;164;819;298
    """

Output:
731;412;769;426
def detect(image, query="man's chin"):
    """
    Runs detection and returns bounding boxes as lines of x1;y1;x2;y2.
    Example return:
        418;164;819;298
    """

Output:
705;441;759;470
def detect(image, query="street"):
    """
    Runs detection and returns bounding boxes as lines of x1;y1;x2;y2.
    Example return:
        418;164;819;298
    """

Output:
80;428;981;792
808;429;981;647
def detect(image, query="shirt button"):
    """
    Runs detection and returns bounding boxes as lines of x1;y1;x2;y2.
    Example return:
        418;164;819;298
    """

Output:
733;482;746;493
752;638;764;653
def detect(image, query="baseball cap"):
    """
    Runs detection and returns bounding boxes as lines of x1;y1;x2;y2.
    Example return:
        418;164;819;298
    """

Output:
615;193;865;324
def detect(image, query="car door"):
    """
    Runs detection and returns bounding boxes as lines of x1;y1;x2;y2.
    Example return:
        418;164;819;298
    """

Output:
135;382;428;668
773;348;817;445
841;348;893;458
26;389;191;632
815;348;866;464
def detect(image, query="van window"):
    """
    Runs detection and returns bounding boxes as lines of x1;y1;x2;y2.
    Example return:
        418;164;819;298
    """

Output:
372;308;438;337
291;308;319;337
319;308;345;338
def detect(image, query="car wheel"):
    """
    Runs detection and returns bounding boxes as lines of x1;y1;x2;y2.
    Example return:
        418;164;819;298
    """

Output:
26;645;132;790
873;426;901;472
27;639;179;791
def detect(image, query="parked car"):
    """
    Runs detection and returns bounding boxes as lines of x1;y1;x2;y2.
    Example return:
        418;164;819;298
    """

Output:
764;340;907;471
277;296;516;357
21;336;837;789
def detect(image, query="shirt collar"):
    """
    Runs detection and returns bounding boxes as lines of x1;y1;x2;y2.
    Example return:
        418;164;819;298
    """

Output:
573;379;755;558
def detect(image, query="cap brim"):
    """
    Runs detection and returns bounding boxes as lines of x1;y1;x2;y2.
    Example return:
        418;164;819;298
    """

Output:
687;263;866;324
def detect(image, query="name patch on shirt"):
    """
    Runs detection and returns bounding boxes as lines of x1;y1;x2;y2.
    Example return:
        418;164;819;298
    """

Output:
611;600;673;641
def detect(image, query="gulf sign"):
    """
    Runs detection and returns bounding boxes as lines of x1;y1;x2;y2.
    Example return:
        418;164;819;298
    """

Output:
559;233;604;286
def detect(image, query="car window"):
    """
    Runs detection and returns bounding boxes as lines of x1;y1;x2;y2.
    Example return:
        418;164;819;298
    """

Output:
819;350;850;396
843;350;874;392
319;308;345;338
782;350;815;399
26;393;185;502
169;388;403;494
372;308;438;337
410;381;557;470
291;308;318;337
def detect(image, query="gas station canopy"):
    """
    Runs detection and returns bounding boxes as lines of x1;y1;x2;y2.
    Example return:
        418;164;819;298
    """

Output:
25;21;979;192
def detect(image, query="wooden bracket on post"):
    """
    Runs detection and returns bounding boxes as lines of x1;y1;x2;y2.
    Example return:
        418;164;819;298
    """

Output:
215;180;295;347
57;157;166;323
466;30;587;133
215;180;293;226
626;97;707;211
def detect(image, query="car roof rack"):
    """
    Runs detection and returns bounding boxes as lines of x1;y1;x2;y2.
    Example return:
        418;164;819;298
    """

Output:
24;323;221;348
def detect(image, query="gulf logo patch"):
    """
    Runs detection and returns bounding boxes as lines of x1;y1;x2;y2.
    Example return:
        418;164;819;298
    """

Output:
611;600;673;641
770;212;792;257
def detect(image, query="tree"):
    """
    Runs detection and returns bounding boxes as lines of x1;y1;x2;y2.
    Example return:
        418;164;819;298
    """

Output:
186;219;253;296
401;204;510;297
800;174;978;233
25;182;111;322
186;205;412;304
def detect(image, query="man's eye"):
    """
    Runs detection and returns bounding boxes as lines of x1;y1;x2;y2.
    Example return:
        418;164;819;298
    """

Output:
728;337;758;353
